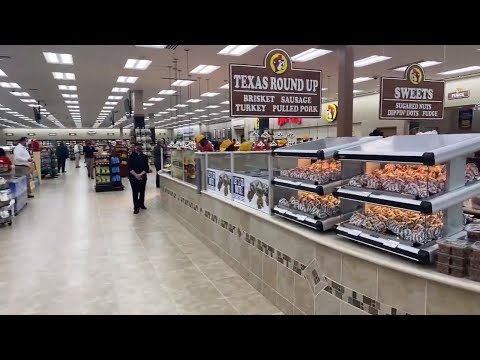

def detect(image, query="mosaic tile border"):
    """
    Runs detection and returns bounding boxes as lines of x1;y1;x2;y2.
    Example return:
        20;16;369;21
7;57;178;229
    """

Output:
160;183;409;315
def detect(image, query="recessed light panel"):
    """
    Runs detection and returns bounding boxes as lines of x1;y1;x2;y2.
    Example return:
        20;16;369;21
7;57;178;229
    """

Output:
124;59;152;70
190;65;220;74
43;52;74;65
52;72;75;80
218;45;258;56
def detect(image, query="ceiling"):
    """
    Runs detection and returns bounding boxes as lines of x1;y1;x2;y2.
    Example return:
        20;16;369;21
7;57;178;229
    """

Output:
0;44;479;129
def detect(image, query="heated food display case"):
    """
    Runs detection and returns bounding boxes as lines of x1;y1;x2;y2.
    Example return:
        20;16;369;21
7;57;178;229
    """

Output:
333;134;480;264
271;137;380;231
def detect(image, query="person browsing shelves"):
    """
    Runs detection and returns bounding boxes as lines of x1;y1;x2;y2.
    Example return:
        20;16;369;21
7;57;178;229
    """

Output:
13;137;34;198
128;142;149;214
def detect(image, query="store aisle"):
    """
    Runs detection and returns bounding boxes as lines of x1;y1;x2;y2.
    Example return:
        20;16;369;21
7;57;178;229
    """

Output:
0;160;281;315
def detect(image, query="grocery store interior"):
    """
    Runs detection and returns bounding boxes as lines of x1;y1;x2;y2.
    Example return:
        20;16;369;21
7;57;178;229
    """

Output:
2;44;480;315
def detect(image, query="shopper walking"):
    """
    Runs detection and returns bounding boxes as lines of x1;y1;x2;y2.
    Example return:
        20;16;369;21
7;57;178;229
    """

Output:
128;142;149;214
13;137;34;198
56;142;69;173
73;143;81;168
83;141;96;179
153;139;167;188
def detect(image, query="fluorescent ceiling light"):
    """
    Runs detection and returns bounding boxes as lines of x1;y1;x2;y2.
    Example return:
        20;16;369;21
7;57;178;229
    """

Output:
210;113;220;116
201;92;219;97
6;111;18;114
393;60;442;71
27;104;39;108
166;108;177;111
177;115;186;118
158;111;169;114
58;85;77;91
438;66;480;75
103;106;114;109
124;59;152;70
353;90;363;93
67;105;79;108
200;115;208;118
21;99;37;103
175;104;188;108
195;109;206;112
0;82;20;88
220;101;229;105
135;45;167;49
14;114;23;117
117;76;138;84
219;83;229;89
172;79;195;86
43;52;73;65
221;110;230;113
206;105;220;109
184;112;194;115
149;97;164;102
65;100;79;104
0;69;6;77
112;87;129;93
10;92;30;97
52;72;75;80
291;48;332;62
218;45;258;56
190;65;220;74
62;94;78;98
105;101;118;105
353;77;373;84
186;98;202;103
158;89;176;95
108;95;123;100
354;55;391;68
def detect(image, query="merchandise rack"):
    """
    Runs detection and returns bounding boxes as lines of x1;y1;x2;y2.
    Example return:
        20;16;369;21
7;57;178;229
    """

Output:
333;134;480;264
94;153;124;192
271;137;380;231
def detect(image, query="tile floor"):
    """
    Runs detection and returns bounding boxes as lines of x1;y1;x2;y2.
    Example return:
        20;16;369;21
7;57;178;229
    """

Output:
0;160;281;315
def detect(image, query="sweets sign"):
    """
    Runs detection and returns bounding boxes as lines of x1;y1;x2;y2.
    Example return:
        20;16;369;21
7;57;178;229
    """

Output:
230;49;322;118
379;64;445;120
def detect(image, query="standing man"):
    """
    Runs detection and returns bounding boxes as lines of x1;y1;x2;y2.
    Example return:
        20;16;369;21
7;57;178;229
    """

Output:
153;139;167;188
13;137;34;198
73;142;81;168
56;142;69;173
83;141;96;179
128;142;149;214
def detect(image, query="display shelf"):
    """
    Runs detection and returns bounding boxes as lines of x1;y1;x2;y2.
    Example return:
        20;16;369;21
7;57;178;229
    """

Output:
334;222;441;264
334;134;480;165
272;177;342;195
333;134;480;265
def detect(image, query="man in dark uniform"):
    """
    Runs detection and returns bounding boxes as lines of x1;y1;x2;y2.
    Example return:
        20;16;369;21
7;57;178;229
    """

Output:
128;142;149;214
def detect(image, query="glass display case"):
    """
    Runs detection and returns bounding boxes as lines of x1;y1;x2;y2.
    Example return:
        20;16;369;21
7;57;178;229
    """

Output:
271;137;380;231
333;134;480;264
171;149;196;185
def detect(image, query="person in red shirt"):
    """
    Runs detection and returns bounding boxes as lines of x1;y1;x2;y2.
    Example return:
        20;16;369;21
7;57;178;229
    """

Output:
0;148;13;173
195;135;214;152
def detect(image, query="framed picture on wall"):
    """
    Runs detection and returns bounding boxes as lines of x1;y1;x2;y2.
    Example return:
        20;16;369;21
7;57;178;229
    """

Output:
459;108;473;130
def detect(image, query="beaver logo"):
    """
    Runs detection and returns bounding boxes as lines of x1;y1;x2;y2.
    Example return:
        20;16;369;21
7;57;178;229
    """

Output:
406;64;424;85
325;104;337;122
269;53;288;75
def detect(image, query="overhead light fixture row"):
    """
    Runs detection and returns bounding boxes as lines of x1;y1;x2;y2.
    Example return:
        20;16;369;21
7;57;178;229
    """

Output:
437;66;480;75
354;55;391;68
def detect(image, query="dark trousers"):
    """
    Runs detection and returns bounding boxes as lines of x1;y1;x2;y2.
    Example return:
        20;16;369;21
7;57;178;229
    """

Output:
129;177;147;210
58;157;66;173
155;160;162;188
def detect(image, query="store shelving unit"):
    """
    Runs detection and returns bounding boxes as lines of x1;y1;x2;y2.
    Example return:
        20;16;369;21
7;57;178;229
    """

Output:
94;153;124;192
271;137;380;231
114;144;129;177
333;134;480;264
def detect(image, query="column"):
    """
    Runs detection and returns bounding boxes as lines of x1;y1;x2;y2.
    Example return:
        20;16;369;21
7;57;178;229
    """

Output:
119;127;124;140
131;90;144;116
336;46;354;137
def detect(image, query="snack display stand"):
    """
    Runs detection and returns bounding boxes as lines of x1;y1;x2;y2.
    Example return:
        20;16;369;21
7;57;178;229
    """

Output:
94;153;124;192
0;177;13;226
333;134;480;264
271;137;380;231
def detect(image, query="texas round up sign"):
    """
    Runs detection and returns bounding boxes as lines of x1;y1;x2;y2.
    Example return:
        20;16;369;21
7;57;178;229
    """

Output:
379;63;445;120
229;49;322;118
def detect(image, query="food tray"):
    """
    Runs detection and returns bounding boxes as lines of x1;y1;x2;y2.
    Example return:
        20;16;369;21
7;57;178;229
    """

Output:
469;241;480;262
437;238;472;257
466;224;480;242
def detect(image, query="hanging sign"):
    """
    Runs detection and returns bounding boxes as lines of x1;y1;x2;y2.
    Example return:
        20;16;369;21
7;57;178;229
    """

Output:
277;117;302;126
448;88;470;100
379;64;445;120
230;49;322;118
325;104;337;122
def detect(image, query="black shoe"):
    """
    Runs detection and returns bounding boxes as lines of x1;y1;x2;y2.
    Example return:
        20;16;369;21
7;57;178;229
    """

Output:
133;209;140;214
140;205;147;210
28;195;34;198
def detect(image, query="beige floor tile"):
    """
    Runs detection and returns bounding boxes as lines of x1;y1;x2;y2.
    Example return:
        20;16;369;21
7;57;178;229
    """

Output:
228;293;279;315
197;262;238;281
177;298;239;315
212;275;259;298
